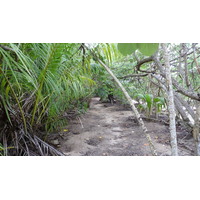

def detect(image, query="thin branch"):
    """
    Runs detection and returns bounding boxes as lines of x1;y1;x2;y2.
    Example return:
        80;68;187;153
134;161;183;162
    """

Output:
118;73;149;79
172;78;200;101
134;56;154;73
169;47;200;64
152;55;200;101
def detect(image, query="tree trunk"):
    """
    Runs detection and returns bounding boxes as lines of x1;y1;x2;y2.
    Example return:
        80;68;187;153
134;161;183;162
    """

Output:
174;95;193;130
96;58;157;156
162;43;178;156
152;73;193;130
193;101;200;155
181;43;190;88
175;93;195;120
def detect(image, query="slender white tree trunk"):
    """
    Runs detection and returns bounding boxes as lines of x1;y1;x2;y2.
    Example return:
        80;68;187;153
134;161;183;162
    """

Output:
193;101;200;155
162;43;178;156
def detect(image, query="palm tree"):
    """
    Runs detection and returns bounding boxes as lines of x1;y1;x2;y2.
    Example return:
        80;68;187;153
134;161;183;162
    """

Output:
0;43;95;155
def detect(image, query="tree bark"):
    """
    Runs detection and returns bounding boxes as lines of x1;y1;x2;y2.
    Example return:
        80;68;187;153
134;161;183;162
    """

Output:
175;93;195;120
193;101;200;155
174;95;193;129
152;73;193;129
162;43;178;156
181;43;190;88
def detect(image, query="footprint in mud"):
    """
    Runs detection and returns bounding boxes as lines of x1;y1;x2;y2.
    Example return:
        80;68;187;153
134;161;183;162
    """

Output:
85;137;103;146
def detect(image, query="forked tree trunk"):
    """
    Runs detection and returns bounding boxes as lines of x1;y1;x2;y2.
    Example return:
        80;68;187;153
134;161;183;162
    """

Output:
96;58;157;156
162;43;178;156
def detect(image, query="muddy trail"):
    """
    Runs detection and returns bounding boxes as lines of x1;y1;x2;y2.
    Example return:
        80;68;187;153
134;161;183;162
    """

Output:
50;97;195;156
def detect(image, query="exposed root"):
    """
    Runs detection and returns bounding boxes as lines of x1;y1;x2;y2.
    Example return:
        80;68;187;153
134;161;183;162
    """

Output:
1;127;65;156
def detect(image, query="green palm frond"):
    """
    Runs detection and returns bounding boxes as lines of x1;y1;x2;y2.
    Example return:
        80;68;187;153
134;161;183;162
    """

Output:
31;43;66;125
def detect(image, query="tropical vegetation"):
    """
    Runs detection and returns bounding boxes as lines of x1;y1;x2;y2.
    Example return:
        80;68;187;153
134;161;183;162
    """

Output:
0;43;200;156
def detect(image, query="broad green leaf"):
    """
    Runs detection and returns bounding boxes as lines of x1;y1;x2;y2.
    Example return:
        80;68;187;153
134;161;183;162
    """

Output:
144;94;153;109
117;43;138;56
153;97;166;107
137;43;159;56
117;43;159;56
135;93;145;100
153;97;164;103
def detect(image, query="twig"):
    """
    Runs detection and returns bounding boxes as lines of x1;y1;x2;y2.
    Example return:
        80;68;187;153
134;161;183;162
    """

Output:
118;73;149;79
78;117;84;128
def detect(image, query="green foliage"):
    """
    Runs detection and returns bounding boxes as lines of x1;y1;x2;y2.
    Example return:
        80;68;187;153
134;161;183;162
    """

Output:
95;77;115;100
0;43;95;133
117;43;138;56
135;93;153;116
144;94;153;112
117;43;159;56
1;43;199;155
92;43;122;66
0;143;14;156
0;144;4;156
153;97;166;113
138;43;159;56
0;43;196;145
134;93;166;117
90;61;116;100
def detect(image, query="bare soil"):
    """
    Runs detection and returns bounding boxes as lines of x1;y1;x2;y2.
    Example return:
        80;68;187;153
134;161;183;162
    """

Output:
54;97;195;156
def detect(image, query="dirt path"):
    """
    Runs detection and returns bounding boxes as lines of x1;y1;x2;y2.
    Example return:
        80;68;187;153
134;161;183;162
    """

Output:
56;97;195;156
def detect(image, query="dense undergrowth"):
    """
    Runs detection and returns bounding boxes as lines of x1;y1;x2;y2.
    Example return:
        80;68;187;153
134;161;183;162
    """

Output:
1;43;200;155
0;43;98;155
